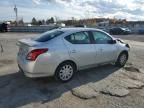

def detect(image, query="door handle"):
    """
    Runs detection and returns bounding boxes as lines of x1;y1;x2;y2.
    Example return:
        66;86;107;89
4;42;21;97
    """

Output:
71;50;76;53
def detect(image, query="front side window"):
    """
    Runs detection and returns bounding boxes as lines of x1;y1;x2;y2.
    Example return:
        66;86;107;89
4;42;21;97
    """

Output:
92;31;112;44
65;31;91;44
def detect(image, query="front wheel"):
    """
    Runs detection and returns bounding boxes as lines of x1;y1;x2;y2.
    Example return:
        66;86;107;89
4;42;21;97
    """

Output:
115;52;128;67
55;62;76;82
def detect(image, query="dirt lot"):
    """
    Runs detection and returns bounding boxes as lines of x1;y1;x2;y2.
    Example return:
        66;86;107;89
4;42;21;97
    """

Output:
0;33;144;108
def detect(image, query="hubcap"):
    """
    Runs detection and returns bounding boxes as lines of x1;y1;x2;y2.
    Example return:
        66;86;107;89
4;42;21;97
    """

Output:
59;65;73;81
120;54;127;65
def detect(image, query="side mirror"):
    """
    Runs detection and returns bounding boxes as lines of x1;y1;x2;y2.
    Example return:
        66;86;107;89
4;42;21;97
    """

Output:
108;40;116;44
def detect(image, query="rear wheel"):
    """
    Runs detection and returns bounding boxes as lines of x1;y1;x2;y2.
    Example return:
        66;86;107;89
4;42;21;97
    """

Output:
115;52;128;67
55;62;76;82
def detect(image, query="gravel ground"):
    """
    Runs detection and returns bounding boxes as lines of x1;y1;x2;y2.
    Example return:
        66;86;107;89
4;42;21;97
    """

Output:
0;32;144;108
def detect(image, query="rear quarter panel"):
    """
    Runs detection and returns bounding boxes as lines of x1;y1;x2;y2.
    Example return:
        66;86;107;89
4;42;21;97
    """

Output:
33;36;70;76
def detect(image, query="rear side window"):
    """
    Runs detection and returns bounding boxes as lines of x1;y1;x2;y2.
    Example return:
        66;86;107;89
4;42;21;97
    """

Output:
65;31;91;44
34;30;64;42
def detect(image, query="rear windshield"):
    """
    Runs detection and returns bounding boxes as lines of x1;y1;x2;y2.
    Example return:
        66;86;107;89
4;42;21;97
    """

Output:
34;30;64;42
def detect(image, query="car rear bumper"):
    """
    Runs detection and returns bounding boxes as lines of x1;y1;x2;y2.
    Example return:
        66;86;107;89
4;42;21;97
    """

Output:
18;65;52;78
17;55;55;78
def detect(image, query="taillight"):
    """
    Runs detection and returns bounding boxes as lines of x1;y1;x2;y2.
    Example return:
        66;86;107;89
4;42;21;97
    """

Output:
26;48;48;61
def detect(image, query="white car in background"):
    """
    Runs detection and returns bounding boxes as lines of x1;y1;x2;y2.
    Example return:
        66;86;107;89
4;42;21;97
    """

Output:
17;28;130;82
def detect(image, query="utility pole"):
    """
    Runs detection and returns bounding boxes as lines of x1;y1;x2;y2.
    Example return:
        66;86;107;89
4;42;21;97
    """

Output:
14;4;18;26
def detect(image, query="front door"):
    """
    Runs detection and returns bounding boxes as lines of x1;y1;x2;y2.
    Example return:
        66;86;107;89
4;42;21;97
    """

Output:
91;31;118;64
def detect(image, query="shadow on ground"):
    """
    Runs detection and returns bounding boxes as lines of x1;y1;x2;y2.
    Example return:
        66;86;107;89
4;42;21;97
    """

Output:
0;64;120;107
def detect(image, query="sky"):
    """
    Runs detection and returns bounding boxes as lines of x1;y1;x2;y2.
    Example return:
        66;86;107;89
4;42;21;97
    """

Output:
0;0;144;22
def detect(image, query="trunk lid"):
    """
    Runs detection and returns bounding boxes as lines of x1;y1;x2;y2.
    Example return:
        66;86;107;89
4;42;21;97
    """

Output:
17;39;40;60
18;38;40;47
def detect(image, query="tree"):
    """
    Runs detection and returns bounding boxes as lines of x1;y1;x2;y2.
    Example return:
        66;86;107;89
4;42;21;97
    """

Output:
46;19;49;25
38;20;42;25
18;18;24;25
41;19;45;25
46;17;55;24
31;17;37;25
50;17;55;23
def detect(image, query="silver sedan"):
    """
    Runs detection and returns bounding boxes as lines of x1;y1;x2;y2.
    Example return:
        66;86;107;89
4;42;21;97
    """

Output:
17;28;130;82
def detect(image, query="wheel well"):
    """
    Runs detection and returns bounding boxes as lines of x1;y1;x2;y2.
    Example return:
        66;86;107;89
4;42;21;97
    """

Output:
119;50;128;58
56;60;77;71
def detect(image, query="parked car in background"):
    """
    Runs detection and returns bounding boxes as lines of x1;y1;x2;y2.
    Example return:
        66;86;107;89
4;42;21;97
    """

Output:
138;29;144;34
17;28;130;82
109;27;131;35
98;27;110;33
74;24;86;28
0;23;9;32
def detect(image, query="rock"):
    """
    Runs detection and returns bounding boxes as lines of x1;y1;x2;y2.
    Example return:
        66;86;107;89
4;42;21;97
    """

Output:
126;62;133;66
89;81;109;92
71;85;99;99
139;68;144;74
117;77;144;89
122;71;144;83
89;80;129;97
101;85;129;97
124;66;140;73
112;70;144;89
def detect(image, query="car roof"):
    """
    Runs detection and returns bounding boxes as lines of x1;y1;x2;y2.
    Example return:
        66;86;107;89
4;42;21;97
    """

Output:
57;27;103;33
55;27;114;40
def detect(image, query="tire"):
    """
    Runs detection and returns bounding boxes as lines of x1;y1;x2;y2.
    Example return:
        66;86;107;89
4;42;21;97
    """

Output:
115;52;128;67
55;62;76;82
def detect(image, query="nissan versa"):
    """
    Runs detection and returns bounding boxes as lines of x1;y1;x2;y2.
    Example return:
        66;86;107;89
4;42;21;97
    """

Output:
17;28;130;82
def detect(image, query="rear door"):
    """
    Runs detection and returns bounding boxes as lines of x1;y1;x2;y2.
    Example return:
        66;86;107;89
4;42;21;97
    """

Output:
64;31;96;68
91;31;118;63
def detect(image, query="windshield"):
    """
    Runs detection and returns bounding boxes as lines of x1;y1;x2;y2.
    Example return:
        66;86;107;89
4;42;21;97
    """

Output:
34;30;64;42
